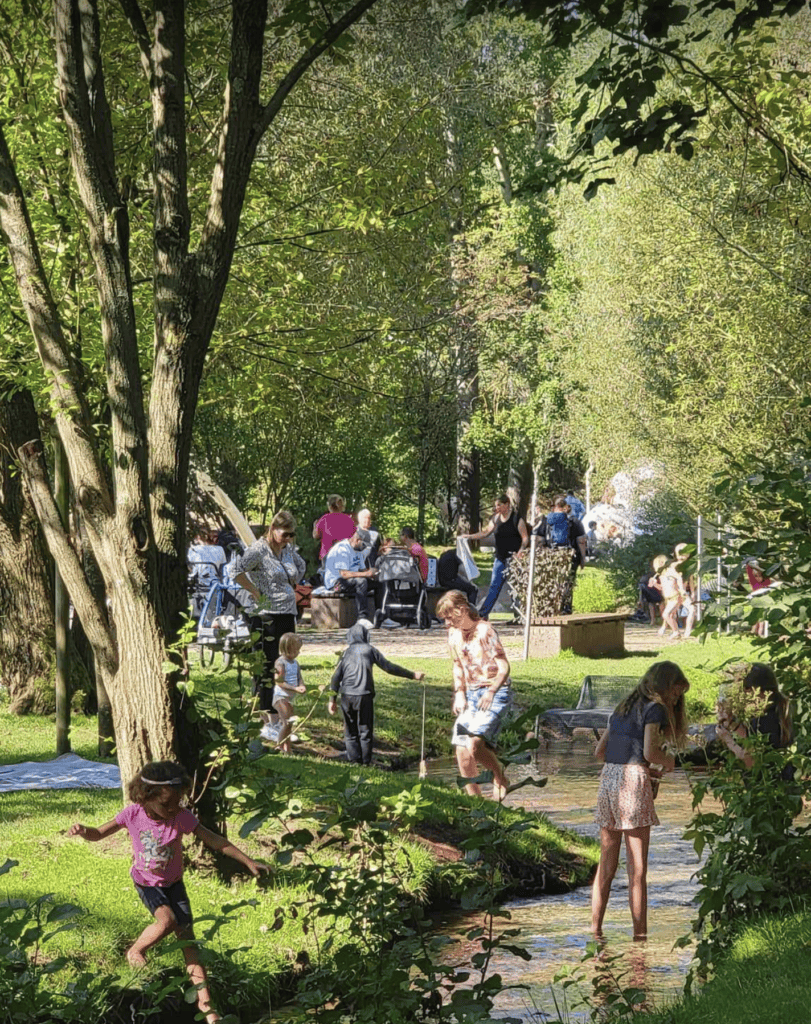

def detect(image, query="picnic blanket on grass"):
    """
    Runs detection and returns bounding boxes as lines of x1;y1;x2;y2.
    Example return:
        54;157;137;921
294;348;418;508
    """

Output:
0;752;121;793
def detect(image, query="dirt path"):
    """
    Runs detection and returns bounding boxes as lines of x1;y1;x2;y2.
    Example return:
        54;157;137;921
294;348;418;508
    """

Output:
297;618;687;661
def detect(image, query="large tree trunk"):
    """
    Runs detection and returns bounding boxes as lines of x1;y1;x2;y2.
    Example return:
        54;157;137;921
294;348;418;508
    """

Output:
1;0;383;813
0;387;55;714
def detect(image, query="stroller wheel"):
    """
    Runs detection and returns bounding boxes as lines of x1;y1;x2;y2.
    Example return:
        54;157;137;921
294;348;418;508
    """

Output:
373;610;384;629
198;643;216;668
418;607;431;631
222;649;233;670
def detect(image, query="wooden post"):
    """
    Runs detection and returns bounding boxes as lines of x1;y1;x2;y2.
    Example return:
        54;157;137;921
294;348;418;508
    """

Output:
54;434;71;755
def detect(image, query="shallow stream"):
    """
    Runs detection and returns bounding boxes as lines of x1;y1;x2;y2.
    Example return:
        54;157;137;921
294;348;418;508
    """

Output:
424;735;709;1021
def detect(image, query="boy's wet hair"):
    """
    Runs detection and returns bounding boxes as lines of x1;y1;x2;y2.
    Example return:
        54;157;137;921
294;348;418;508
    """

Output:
128;760;191;805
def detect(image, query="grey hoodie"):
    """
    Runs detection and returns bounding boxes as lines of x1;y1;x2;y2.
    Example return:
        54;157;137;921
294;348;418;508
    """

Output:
329;624;416;698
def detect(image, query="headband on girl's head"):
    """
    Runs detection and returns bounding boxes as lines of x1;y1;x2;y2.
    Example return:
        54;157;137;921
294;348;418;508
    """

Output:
140;775;184;786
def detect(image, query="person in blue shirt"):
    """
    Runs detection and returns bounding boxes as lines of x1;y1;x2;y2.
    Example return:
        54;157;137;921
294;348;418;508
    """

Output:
323;528;377;621
565;490;586;521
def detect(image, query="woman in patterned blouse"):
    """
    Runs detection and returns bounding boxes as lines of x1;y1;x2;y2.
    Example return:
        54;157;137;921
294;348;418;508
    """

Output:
231;510;306;712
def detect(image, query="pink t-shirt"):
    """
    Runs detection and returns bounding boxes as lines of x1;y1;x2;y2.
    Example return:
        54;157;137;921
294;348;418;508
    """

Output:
315;511;356;560
116;803;199;886
408;542;429;582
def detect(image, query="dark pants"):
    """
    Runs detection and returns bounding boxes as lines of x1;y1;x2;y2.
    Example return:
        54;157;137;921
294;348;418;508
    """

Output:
341;693;375;764
248;612;296;710
340;577;370;618
441;575;478;605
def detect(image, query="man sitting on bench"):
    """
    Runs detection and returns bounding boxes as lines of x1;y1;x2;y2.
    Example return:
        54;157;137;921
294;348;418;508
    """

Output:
324;528;377;625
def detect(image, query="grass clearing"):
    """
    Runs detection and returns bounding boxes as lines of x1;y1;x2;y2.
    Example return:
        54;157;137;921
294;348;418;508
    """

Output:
633;910;811;1024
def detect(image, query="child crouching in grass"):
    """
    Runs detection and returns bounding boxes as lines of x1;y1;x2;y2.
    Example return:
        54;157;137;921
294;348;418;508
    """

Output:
69;759;267;1024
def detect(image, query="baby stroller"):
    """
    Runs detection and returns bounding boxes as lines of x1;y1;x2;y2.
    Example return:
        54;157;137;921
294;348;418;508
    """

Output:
195;575;252;667
373;548;430;630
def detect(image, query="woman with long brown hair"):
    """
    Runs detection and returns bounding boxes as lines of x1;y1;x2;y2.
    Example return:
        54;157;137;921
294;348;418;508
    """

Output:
591;661;690;941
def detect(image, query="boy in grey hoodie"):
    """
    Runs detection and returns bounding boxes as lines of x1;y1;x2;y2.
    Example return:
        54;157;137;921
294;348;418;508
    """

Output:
328;623;425;765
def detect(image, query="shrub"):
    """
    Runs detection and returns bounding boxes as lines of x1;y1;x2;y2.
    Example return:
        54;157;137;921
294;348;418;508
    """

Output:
572;568;622;613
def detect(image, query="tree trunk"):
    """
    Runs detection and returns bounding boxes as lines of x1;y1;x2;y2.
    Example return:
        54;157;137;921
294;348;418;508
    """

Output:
0;387;55;714
456;360;480;534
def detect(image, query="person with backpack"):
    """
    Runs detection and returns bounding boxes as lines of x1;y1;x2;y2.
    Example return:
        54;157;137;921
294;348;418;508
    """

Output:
545;496;587;614
460;494;528;619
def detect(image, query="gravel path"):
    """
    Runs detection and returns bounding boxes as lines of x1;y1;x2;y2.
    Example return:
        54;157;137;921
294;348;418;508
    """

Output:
297;617;687;661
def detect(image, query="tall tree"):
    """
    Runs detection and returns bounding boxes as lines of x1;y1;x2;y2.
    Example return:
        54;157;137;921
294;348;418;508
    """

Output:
0;385;54;712
0;0;379;788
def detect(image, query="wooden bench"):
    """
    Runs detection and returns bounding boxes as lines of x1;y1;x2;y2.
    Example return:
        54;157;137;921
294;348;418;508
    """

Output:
540;675;638;737
527;611;628;657
309;594;358;630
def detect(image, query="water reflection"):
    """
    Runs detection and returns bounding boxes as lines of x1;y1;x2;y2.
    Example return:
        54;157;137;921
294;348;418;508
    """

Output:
424;734;707;1021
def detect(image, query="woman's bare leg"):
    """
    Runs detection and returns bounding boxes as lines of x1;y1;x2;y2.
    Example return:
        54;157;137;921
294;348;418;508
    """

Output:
591;828;622;938
624;826;651;940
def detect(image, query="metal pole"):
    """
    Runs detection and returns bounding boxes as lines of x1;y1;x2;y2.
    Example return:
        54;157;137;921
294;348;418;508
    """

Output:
54;434;71;755
716;513;723;636
585;462;594;515
522;532;538;661
696;515;703;623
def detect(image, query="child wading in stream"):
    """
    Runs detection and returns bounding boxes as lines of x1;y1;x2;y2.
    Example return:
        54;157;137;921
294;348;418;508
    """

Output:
591;662;689;942
69;759;267;1023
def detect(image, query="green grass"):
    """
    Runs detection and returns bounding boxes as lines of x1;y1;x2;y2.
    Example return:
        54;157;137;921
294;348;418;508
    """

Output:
633;910;811;1024
0;696;597;1016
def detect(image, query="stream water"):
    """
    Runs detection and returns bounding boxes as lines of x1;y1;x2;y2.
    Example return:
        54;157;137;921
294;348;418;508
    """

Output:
424;735;709;1021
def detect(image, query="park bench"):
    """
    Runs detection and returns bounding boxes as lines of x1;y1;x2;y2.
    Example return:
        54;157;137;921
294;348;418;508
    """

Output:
309;593;359;630
539;675;638;738
527;611;628;657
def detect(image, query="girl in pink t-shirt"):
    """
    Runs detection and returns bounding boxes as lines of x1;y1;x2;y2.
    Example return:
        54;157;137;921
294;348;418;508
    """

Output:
69;760;266;1023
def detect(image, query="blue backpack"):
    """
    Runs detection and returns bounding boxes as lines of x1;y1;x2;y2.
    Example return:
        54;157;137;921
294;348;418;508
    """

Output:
546;511;571;549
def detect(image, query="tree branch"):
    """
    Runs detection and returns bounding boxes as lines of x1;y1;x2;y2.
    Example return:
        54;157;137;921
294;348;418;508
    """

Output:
17;440;118;677
257;0;380;135
117;0;153;82
54;0;150;535
152;0;191;343
0;123;113;523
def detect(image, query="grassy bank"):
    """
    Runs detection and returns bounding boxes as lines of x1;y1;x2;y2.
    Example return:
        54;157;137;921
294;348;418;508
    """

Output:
633;910;811;1024
0;702;596;1020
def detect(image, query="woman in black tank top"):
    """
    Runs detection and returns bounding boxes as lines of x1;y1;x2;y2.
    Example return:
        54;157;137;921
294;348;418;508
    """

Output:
460;494;528;619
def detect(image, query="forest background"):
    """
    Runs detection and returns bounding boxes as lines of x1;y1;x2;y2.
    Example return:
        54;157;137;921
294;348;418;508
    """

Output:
2;0;810;787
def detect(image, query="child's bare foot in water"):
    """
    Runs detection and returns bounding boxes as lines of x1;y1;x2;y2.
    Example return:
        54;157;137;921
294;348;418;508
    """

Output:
126;947;147;967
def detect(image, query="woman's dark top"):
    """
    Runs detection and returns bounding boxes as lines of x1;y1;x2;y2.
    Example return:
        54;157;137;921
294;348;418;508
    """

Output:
330;624;417;698
604;700;667;765
751;702;795;781
493;511;523;561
